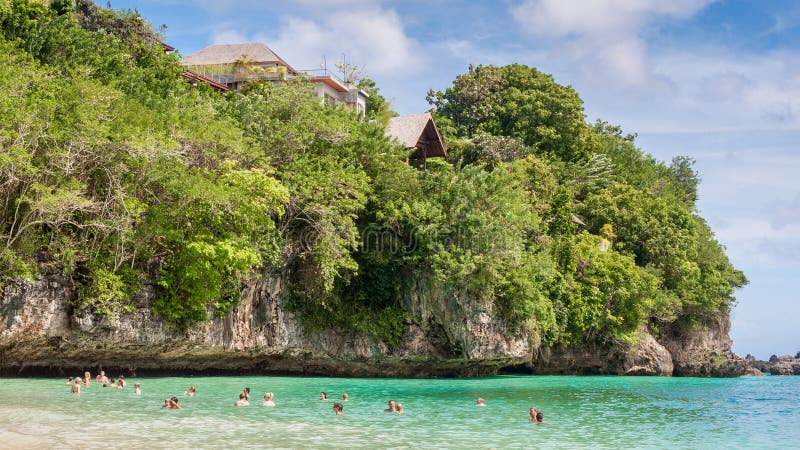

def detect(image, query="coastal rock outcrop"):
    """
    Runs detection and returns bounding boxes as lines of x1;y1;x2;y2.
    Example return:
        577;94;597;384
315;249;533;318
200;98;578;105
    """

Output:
746;354;800;376
0;271;746;377
529;329;674;376
656;315;748;377
742;366;764;376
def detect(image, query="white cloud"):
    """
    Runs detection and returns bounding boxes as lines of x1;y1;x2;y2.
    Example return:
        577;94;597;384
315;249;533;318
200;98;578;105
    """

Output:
266;8;418;75
712;218;800;244
652;49;800;130
512;0;715;37
290;0;377;6
208;6;418;77
769;192;800;230
697;72;754;103
511;0;717;87
210;29;248;44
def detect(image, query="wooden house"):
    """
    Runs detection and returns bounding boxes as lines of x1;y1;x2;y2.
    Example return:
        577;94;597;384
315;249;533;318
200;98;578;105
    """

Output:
385;113;447;167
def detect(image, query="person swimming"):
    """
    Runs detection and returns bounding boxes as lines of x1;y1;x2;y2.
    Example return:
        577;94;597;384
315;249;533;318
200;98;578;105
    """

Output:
134;383;141;395
395;403;404;414
168;397;182;409
529;406;539;422
476;398;486;407
117;375;126;388
241;387;250;401
262;392;275;407
320;391;327;401
71;379;81;395
84;372;91;387
342;392;349;402
184;386;196;397
536;411;544;423
66;377;73;385
97;371;108;384
235;393;250;407
385;400;396;412
333;402;344;416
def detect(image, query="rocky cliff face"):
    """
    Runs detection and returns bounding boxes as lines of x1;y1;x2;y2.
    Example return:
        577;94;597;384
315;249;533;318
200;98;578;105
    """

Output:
657;315;749;377
746;354;800;375
0;270;746;377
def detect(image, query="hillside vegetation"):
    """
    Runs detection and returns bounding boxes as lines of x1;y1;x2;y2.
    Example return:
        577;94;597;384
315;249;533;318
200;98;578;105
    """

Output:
0;0;745;347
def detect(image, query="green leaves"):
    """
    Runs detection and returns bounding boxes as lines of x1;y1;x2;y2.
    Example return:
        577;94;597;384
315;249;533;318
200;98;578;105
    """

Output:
0;2;289;325
429;64;591;162
77;267;133;317
551;233;660;344
154;237;261;327
0;1;745;347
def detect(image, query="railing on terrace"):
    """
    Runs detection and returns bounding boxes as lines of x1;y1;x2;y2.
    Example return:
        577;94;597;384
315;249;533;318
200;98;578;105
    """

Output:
183;64;288;84
182;65;362;97
297;68;353;88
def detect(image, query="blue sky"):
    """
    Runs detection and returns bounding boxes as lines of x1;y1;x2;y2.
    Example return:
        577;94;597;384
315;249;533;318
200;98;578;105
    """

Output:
103;0;799;359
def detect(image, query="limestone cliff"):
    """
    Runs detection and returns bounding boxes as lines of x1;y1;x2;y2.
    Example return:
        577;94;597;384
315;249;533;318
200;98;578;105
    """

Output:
747;354;800;375
0;270;746;377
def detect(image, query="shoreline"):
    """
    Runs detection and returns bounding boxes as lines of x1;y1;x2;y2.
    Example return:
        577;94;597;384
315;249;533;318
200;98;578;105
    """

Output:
2;336;780;379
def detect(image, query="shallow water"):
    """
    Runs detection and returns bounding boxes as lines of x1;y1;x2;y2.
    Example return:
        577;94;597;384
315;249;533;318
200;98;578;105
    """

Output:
0;374;797;449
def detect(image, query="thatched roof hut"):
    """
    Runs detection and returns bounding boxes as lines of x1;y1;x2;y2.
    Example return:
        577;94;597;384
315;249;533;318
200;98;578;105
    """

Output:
385;113;447;160
182;43;298;75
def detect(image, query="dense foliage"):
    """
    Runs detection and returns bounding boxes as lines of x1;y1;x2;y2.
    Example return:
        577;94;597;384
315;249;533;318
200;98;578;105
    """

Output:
0;1;745;345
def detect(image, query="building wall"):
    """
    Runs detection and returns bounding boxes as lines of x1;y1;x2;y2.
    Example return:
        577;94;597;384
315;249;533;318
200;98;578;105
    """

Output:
313;83;342;106
357;94;367;115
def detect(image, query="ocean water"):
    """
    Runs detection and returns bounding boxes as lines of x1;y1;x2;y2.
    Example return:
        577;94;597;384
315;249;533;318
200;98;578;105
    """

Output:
0;374;797;449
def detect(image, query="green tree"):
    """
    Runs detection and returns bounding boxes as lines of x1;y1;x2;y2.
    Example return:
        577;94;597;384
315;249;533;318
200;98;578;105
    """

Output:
429;64;592;161
669;155;700;204
356;77;394;124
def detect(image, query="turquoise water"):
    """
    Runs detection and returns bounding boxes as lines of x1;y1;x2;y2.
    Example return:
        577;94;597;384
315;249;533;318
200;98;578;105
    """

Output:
0;375;798;449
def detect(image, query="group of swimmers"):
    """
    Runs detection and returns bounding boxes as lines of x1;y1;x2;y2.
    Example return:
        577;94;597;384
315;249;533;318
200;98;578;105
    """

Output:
319;390;403;416
66;371;140;395
230;386;277;407
319;391;350;415
65;372;544;422
231;386;403;416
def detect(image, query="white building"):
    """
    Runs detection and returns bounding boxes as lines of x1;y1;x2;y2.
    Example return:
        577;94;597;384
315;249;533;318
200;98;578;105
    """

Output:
182;43;368;116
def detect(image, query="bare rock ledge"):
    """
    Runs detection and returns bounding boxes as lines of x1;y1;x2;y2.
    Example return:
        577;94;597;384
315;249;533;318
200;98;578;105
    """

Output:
1;272;748;378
